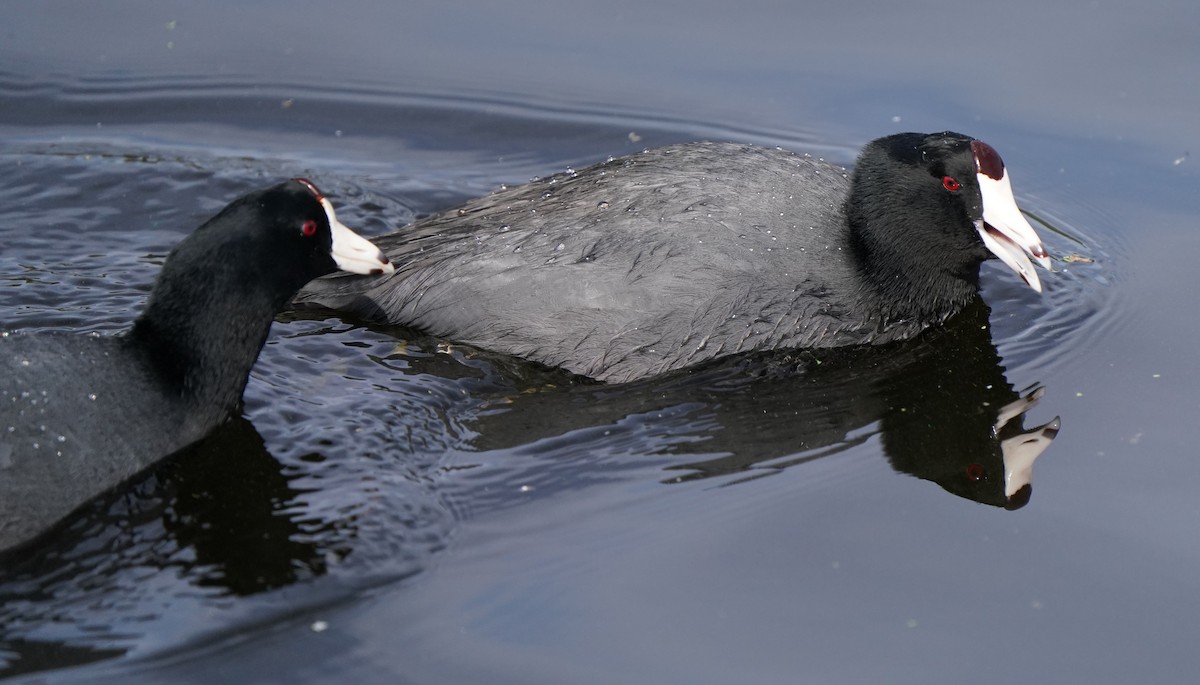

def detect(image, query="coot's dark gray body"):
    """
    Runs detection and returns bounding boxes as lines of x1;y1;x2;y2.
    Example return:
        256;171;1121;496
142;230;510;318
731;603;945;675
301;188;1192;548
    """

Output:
296;134;1051;383
2;333;222;541
1;179;393;553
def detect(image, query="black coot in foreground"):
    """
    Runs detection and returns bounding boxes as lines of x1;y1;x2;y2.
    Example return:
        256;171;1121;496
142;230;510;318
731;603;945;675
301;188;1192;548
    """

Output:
1;179;393;553
296;132;1052;383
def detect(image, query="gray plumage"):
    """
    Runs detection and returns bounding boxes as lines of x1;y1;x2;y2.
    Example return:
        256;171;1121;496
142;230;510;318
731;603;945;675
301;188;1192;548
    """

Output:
297;134;1044;383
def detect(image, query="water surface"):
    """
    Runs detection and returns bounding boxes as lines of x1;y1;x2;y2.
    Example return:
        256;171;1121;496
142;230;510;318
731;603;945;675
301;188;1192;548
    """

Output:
2;1;1198;683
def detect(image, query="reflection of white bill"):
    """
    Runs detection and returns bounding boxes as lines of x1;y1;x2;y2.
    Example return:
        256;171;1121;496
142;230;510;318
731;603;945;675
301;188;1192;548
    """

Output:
997;385;1062;506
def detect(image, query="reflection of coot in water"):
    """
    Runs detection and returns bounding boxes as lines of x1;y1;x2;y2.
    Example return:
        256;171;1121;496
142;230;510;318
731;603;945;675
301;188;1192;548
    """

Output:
0;405;449;680
886;386;1058;510
0;418;324;677
461;299;1060;509
156;418;332;594
868;302;1060;509
0;417;328;588
297;133;1051;383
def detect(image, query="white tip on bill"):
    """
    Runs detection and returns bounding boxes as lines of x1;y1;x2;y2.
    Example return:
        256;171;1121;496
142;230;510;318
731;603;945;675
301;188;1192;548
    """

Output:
321;197;395;276
975;169;1050;293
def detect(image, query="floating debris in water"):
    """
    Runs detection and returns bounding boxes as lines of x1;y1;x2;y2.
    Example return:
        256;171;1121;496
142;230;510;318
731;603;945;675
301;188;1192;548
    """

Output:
1062;254;1094;264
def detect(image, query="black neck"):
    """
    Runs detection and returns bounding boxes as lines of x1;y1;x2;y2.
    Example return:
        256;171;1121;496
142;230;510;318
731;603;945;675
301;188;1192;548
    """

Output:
127;245;289;416
845;185;983;327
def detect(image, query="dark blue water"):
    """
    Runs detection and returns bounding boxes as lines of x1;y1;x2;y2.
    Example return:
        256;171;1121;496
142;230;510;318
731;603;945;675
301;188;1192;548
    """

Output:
2;1;1198;683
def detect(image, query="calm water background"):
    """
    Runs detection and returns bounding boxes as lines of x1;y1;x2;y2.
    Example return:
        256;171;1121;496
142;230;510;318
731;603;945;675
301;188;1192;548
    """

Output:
1;1;1198;683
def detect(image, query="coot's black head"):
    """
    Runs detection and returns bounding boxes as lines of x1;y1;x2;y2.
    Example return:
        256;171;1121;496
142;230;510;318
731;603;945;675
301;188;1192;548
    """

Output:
129;179;393;403
183;178;394;295
849;132;1050;307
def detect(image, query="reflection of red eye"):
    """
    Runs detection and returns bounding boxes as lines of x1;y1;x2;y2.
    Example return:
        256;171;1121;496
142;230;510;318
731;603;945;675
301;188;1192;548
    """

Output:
942;176;961;192
965;463;985;481
301;219;318;237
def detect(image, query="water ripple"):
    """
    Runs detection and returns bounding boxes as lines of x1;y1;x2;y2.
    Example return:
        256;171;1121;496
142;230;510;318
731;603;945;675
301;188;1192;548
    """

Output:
0;100;1121;678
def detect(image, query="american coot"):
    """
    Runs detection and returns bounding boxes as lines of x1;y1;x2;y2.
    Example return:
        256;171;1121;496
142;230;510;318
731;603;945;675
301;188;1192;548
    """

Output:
0;179;393;553
296;132;1052;383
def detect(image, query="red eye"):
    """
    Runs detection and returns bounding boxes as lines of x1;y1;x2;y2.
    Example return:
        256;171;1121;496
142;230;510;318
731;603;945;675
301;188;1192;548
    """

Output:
942;176;961;192
301;219;318;237
965;463;985;481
